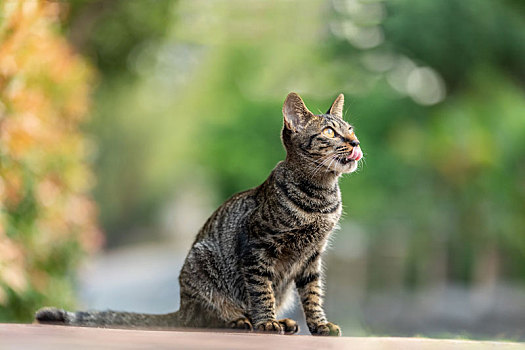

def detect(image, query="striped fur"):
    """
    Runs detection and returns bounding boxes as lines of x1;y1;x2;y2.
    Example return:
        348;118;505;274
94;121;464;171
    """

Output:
36;92;362;336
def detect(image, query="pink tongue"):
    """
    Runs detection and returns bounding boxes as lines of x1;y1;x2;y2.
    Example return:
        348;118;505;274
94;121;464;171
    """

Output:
354;148;362;161
348;147;363;161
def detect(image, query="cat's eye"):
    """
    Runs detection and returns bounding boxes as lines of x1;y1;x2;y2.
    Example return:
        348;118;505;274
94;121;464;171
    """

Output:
322;127;335;138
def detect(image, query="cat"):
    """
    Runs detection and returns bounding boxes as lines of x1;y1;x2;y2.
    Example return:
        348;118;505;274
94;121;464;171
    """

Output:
35;92;363;336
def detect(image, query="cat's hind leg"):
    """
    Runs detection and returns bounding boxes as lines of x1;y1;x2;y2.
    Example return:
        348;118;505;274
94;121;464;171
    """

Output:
178;288;250;330
179;250;250;330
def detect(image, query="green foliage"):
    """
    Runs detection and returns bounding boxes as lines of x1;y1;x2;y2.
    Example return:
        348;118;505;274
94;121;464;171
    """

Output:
60;0;180;244
65;0;176;77
382;0;525;87
331;0;525;286
345;70;525;285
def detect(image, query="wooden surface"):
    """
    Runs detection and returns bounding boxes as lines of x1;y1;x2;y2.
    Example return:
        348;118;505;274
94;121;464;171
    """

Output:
0;324;523;350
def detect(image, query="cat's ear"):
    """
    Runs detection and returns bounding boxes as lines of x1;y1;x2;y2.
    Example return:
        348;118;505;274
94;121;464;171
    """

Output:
326;93;344;118
282;92;314;132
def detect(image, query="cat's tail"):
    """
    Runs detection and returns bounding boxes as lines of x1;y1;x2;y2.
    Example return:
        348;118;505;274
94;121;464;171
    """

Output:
35;307;181;329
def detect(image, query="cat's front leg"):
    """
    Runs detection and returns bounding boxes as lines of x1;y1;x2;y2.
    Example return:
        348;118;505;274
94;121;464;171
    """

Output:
242;252;284;334
295;253;341;336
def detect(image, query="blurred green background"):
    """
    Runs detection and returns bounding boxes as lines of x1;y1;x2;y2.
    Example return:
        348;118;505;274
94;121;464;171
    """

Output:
1;0;525;340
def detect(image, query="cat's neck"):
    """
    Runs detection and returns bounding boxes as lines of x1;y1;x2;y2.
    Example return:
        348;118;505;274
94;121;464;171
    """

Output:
282;155;340;189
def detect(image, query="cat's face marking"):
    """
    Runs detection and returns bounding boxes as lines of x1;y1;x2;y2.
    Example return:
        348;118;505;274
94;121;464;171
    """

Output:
282;93;362;174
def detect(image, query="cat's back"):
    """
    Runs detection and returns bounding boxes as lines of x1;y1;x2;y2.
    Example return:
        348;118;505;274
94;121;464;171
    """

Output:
195;188;259;243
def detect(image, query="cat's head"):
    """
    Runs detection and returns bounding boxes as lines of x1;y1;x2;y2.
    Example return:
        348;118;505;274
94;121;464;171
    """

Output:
281;92;362;174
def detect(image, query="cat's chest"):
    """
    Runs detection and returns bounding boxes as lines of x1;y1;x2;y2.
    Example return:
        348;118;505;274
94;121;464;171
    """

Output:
270;224;332;283
295;201;342;231
286;214;337;245
271;213;337;264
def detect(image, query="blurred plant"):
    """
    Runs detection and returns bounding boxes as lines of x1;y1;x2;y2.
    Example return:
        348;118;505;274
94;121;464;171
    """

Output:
330;0;525;287
0;1;102;322
30;0;525;295
61;0;179;246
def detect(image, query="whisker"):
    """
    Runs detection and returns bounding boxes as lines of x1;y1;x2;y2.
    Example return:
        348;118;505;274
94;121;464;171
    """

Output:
296;151;337;178
325;156;338;174
320;154;338;175
311;158;330;177
311;154;337;177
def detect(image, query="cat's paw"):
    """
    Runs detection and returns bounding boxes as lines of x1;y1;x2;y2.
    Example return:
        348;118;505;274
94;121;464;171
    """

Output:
229;317;253;331
309;322;341;336
278;318;299;334
255;319;284;334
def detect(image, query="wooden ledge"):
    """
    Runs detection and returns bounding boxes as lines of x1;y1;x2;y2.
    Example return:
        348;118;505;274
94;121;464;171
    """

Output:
0;324;522;349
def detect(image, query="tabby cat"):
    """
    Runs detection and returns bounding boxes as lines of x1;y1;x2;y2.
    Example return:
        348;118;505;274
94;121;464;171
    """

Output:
36;92;363;336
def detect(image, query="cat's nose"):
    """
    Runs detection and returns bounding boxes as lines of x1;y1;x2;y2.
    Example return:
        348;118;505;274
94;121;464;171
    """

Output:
349;139;360;147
